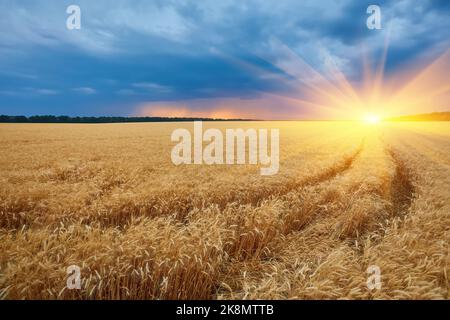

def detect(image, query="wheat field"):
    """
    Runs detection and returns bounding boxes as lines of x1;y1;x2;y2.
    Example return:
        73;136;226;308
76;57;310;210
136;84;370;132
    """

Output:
0;121;448;300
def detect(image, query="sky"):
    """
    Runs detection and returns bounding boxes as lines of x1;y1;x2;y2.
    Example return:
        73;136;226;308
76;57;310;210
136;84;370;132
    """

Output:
0;0;449;119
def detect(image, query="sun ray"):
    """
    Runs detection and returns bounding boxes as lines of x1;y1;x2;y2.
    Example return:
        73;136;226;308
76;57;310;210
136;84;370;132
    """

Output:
386;49;450;115
213;32;449;120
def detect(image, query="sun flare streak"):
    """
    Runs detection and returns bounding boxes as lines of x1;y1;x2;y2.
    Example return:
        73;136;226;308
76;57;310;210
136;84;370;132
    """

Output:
252;37;450;120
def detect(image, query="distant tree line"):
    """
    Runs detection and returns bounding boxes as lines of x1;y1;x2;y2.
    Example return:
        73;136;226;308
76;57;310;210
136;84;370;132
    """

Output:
0;115;256;123
387;112;450;121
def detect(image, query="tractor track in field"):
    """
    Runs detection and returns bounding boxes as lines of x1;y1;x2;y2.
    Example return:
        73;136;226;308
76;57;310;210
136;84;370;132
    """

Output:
0;139;365;231
347;144;417;256
216;139;419;299
71;138;364;229
147;139;364;227
216;139;373;297
387;147;415;220
174;138;365;220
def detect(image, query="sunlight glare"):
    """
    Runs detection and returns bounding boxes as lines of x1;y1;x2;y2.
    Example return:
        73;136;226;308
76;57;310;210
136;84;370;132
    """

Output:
363;113;382;124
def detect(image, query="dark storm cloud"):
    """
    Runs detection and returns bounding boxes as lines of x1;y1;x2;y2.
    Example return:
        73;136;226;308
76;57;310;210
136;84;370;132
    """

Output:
0;0;448;116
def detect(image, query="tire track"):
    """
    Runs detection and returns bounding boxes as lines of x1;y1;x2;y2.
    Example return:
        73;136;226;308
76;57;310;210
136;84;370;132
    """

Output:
339;148;416;266
0;139;365;231
334;144;417;252
63;139;366;229
215;138;374;297
387;147;415;220
216;134;418;299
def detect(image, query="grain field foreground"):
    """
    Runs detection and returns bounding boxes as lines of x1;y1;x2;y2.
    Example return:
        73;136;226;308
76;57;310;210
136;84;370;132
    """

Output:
0;121;448;299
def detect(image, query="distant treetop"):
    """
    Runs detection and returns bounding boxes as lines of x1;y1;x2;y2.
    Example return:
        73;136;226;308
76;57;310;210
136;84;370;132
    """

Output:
0;115;256;123
387;112;450;121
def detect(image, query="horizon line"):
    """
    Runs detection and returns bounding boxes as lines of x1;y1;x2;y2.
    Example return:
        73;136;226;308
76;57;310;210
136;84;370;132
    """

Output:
1;112;450;123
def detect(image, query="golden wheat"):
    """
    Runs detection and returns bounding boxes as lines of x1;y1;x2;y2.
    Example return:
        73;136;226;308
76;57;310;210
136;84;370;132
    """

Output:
0;121;448;300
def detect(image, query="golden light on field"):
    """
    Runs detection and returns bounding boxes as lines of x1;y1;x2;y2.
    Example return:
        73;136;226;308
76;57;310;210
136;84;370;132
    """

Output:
1;121;449;300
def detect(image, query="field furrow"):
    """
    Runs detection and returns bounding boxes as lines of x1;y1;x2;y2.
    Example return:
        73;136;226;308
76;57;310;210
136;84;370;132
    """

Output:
0;122;448;300
0;123;363;230
216;132;419;299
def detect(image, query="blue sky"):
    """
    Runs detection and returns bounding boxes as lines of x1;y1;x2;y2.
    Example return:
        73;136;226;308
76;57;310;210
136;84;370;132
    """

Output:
0;0;449;119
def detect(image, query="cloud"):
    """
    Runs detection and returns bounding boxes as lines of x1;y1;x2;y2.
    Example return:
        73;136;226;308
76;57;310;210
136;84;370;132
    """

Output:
73;87;96;94
33;88;60;95
0;0;195;56
0;88;59;96
2;0;447;59
132;82;172;93
0;0;448;116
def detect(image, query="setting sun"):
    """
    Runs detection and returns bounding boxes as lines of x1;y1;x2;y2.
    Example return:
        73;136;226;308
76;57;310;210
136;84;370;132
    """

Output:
363;113;382;124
